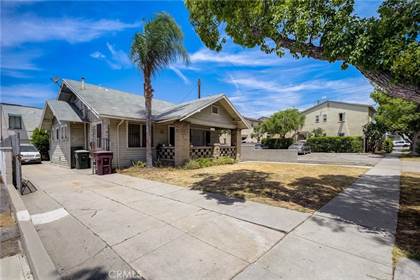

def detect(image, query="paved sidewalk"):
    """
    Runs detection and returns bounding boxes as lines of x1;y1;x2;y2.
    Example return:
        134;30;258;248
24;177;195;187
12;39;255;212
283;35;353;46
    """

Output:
236;156;400;280
20;157;401;280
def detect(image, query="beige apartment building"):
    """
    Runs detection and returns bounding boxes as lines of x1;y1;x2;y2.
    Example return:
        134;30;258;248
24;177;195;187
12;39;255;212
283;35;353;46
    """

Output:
298;101;375;139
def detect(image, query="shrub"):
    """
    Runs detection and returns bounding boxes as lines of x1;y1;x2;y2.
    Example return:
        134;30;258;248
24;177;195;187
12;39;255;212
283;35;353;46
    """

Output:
213;156;236;165
131;160;146;168
183;156;236;169
307;136;363;153
383;138;394;153
31;128;49;160
261;138;293;149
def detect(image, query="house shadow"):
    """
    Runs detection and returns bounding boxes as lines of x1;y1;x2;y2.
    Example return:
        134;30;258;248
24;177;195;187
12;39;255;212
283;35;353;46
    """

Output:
61;266;144;280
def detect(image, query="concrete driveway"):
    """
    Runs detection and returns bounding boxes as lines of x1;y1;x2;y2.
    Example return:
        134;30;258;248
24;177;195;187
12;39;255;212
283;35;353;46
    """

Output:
21;159;399;280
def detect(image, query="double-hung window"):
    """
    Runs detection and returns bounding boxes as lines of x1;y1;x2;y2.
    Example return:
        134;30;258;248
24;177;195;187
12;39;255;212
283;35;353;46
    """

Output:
8;115;22;129
315;115;319;123
339;112;345;122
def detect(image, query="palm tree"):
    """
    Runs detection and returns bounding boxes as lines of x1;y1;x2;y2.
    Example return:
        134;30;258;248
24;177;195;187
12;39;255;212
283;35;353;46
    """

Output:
130;13;189;167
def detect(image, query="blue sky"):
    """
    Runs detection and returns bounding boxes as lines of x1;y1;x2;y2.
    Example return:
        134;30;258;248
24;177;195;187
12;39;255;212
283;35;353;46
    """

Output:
1;0;382;117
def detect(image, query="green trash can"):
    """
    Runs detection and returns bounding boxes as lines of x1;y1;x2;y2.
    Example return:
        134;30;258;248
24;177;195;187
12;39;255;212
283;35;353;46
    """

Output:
74;150;90;169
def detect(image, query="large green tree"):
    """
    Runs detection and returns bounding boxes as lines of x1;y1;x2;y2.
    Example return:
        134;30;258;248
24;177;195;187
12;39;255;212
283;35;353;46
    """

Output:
260;108;305;138
371;89;420;142
185;0;420;103
131;13;189;167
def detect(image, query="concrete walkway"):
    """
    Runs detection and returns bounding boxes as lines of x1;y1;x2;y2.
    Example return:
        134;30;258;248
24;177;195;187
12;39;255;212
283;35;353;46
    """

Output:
237;156;401;280
20;157;402;280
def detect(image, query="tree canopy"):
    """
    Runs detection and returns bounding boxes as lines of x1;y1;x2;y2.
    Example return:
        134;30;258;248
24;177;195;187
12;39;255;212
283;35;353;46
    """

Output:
260;108;305;138
371;89;420;141
185;0;420;103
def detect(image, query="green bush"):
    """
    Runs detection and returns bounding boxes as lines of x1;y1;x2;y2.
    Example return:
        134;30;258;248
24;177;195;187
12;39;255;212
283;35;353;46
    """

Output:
383;138;394;153
261;138;293;149
183;156;236;169
31;128;49;160
307;136;363;153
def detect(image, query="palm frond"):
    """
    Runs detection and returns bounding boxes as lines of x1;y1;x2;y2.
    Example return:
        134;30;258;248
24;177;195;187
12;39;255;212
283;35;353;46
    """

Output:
130;12;189;76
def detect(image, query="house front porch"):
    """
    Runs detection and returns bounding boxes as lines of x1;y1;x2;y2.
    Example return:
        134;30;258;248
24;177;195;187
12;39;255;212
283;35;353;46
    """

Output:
156;122;241;166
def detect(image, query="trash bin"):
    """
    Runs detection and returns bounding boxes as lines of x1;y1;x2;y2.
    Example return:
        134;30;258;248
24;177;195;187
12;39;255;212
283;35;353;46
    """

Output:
74;150;90;169
93;151;113;175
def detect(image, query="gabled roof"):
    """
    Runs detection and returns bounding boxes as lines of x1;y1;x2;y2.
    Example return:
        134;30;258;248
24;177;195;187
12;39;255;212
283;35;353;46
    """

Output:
301;100;376;114
59;79;249;128
62;79;174;120
155;94;224;121
0;103;43;132
45;100;84;123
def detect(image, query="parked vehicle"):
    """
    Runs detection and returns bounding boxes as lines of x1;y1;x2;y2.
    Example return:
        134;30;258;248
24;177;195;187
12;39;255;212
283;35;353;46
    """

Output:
288;142;311;155
392;140;411;148
20;144;42;164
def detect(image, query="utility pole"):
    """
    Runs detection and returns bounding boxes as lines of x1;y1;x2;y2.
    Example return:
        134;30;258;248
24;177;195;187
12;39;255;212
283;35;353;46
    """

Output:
198;79;201;99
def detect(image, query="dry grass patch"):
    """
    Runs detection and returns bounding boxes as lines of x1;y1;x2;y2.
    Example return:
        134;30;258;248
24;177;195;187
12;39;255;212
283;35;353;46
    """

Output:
400;155;420;162
393;172;420;263
120;162;366;213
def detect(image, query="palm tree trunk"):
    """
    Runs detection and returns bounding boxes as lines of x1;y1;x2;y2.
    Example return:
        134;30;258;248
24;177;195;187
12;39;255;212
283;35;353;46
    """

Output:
144;72;153;167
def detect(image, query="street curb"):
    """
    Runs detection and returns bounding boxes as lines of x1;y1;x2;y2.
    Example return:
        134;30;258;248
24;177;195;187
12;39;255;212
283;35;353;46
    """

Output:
4;183;59;280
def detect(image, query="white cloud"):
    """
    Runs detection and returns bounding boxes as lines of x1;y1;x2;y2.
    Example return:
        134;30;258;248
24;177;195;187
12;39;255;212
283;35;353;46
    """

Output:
90;51;105;59
1;49;43;78
1;15;140;47
189;48;291;67
90;43;132;70
0;83;56;107
106;42;131;68
169;66;190;84
224;73;373;118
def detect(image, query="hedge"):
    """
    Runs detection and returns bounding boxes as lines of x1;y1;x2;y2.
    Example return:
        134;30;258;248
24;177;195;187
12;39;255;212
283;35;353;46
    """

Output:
306;136;363;153
261;138;294;149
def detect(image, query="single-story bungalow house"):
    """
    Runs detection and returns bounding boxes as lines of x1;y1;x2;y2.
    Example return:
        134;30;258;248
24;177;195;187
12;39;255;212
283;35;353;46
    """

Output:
39;79;249;168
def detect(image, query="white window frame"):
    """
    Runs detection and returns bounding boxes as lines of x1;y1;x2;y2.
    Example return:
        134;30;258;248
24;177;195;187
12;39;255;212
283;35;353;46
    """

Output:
315;115;319;123
323;114;327;122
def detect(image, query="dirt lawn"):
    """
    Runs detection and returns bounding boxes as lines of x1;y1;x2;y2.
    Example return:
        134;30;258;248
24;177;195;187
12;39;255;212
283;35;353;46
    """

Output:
394;172;420;262
120;162;367;213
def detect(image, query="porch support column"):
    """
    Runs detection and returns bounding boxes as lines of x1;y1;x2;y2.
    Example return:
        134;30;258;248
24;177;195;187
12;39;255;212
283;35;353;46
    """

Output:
231;128;241;160
174;121;190;166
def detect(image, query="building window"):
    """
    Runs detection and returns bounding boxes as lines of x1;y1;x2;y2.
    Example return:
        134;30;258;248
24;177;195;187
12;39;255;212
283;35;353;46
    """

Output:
323;114;327;122
96;123;102;148
56;128;59;141
128;123;141;148
168;126;175;146
338;132;345;137
211;105;219;114
339;112;345;122
315;115;319;123
61;126;65;140
8;115;22;129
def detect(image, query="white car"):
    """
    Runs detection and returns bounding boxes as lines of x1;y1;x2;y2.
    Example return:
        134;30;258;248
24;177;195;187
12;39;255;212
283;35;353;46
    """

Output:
392;140;411;148
20;144;42;164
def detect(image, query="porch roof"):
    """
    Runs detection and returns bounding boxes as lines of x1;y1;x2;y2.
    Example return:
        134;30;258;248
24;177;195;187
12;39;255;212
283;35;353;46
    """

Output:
40;100;84;129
